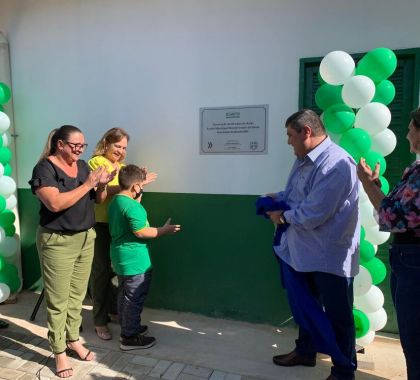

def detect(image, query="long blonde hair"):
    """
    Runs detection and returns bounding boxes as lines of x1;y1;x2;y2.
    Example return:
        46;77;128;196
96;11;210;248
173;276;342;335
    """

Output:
92;128;130;161
38;125;82;162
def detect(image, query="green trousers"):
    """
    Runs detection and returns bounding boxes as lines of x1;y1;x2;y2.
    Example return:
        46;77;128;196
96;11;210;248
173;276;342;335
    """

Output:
37;226;96;353
89;222;118;326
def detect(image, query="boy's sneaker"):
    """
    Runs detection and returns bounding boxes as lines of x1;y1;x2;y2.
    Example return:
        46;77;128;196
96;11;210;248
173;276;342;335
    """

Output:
119;325;148;342
120;335;156;351
139;325;148;335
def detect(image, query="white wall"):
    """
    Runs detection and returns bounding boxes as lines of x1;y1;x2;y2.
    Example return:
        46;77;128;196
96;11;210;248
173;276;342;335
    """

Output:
0;0;419;195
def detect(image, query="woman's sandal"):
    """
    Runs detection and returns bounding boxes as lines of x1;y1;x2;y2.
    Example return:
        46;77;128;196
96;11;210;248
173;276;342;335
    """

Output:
55;368;73;378
66;341;94;361
95;326;112;340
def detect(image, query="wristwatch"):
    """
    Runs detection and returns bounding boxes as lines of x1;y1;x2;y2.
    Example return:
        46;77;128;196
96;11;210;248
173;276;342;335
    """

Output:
278;213;286;225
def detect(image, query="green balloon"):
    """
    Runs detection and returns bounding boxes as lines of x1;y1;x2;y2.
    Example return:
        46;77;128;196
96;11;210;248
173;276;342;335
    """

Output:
353;308;370;338
3;163;12;176
339;128;371;162
0;104;3;112
0;210;15;227
356;48;397;83
4;224;15;237
360;226;366;242
0;147;11;165
379;176;390;195
0;83;11;105
315;83;343;111
0;263;20;292
0;255;5;271
324;104;355;134
317;70;326;85
0;196;5;213
364;151;386;176
360;239;375;262
372;80;395;105
362;257;387;285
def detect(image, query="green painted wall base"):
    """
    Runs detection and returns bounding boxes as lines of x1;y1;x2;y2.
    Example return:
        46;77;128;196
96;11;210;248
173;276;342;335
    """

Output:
17;189;291;326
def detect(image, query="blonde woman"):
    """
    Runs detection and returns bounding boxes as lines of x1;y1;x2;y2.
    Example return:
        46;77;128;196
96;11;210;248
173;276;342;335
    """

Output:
88;128;156;340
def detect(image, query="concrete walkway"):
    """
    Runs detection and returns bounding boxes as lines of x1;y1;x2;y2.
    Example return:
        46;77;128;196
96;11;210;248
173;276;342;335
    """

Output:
0;291;406;380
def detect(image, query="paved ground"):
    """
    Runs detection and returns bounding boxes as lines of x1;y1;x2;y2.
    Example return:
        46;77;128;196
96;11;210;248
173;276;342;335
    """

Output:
0;291;407;380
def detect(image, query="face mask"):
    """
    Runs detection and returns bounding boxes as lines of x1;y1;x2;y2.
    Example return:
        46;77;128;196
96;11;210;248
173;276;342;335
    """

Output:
133;185;143;200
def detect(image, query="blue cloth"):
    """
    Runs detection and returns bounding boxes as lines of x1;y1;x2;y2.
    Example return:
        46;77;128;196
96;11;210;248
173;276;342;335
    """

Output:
390;243;420;380
274;137;360;277
255;196;290;245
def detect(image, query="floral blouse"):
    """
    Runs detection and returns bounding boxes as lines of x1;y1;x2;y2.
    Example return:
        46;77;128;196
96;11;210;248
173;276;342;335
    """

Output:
378;160;420;237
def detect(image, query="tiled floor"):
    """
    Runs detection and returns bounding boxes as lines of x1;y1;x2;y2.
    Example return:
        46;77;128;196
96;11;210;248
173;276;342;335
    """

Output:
0;291;407;380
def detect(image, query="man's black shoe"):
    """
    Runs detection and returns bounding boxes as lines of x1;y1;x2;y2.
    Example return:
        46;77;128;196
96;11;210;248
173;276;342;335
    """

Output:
272;350;316;367
325;374;355;380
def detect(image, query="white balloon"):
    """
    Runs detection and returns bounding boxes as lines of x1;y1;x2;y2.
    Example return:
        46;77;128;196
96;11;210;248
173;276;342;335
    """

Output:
354;285;384;313
0;227;5;243
0;163;4;177
342;75;375;109
0;176;16;198
364;224;390;245
320;51;355;85
0;283;10;303
370;128;397;157
1;132;11;147
0;236;18;258
354;266;373;296
373;244;378;253
355;103;392;135
360;201;377;227
356;330;375;347
0;112;10;134
5;194;17;210
367;308;388;331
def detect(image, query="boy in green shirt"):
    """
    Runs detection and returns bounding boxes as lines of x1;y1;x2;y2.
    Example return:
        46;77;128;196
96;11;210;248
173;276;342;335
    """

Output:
108;165;181;350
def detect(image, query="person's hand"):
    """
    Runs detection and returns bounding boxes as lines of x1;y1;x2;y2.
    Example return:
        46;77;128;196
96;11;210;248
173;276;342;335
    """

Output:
140;167;157;186
357;158;380;186
98;169;116;186
86;166;107;189
161;218;181;234
267;210;286;225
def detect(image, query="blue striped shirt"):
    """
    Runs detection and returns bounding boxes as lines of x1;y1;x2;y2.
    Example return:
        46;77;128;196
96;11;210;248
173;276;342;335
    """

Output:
274;137;360;277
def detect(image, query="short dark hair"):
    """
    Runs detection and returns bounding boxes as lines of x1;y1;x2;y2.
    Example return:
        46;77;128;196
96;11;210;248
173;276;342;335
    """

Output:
119;165;147;190
285;109;326;137
410;107;420;129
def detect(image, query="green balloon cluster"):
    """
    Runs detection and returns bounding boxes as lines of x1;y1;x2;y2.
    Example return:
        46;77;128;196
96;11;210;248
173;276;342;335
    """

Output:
315;84;343;111
339;128;371;162
353;308;370;338
0;147;11;165
0;83;11;105
0;210;15;228
364;151;387;176
356;48;397;83
362;257;387;285
0;263;20;292
360;239;375;262
323;104;355;134
379;176;389;195
372;80;395;105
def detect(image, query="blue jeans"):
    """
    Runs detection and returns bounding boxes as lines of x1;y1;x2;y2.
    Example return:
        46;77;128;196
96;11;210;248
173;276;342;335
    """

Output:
117;271;152;338
290;270;356;380
390;243;420;380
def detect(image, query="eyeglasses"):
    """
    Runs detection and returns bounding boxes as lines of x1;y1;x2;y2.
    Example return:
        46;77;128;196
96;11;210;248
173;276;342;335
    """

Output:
64;141;88;150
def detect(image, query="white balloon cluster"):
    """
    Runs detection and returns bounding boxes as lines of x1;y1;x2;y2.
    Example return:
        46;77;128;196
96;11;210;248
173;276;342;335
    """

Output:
318;48;398;346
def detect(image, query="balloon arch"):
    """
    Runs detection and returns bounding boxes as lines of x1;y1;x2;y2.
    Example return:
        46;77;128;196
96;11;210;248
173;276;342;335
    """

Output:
317;48;397;346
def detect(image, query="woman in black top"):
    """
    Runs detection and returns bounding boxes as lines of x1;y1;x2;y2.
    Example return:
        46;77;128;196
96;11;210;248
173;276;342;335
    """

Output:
29;125;113;378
